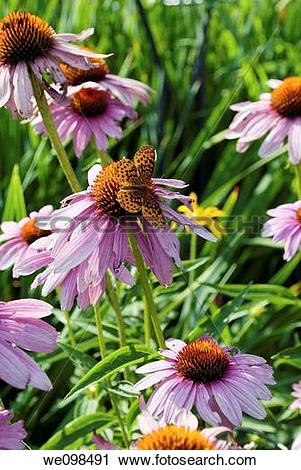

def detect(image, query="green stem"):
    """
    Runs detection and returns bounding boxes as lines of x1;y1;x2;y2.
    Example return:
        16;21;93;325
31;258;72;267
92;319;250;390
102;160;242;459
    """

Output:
181;232;198;320
294;163;301;199
99;150;113;166
105;274;131;380
189;232;197;285
128;230;165;348
93;304;130;448
143;294;151;348
93;304;107;358
63;310;77;348
106;274;127;349
30;72;81;193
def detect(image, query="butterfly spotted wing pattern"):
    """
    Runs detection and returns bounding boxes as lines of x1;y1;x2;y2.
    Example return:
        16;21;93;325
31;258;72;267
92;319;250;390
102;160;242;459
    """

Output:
117;189;144;213
116;159;143;213
135;146;165;229
116;147;165;229
115;159;141;186
142;192;166;230
133;145;156;181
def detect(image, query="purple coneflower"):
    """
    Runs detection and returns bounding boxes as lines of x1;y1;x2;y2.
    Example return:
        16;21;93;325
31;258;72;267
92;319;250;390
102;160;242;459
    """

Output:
0;299;58;390
31;145;215;308
60;55;151;107
94;399;232;450
132;336;275;428
0;408;26;450
226;77;301;164
0;11;109;117
32;254;134;311
32;82;136;157
290;381;301;411
262;201;301;261
0;205;53;276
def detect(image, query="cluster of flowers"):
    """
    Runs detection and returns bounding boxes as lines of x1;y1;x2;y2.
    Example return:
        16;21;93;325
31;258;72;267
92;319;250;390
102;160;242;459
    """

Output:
0;10;300;450
0;11;219;450
227;78;301;261
0;12;151;156
224;74;301;449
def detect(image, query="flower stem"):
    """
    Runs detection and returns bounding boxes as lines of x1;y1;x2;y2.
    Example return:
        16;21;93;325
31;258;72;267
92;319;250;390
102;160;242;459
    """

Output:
143;294;151;348
99;150;113;166
63;310;77;348
294;163;301;199
189;232;197;285
93;304;107;359
128;229;165;349
93;304;130;448
105;274;131;381
106;274;127;349
29;72;81;193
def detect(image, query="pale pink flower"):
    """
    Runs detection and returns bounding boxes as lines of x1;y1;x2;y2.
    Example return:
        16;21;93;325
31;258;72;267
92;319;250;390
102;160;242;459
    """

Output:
0;408;26;450
290;381;301;411
0;299;59;390
226;78;301;164
262;201;301;261
32;82;136;157
94;399;233;450
0;205;53;276
132;336;275;428
60;56;151;107
0;11;110;117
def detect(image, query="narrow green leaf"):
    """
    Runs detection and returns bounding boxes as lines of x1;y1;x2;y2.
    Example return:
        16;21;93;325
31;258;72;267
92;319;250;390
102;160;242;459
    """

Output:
59;343;97;371
2;164;27;221
202;283;301;307
41;413;114;450
187;284;251;340
65;345;155;399
272;345;301;369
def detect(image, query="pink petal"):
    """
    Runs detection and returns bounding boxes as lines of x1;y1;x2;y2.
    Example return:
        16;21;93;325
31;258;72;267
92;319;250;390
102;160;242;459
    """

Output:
13;62;33;117
0;65;11;107
55;28;94;42
195;384;221;426
2;299;53;318
136;360;174;374
258;118;290;157
288;117;301;165
131;370;174;392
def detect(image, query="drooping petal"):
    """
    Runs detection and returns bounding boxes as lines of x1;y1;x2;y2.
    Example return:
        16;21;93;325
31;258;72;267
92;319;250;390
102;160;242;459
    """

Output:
13;61;33;117
0;65;11;108
288;117;301;165
0;340;52;390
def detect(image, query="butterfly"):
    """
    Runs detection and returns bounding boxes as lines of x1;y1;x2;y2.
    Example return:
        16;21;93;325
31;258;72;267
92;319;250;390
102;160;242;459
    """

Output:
115;145;166;230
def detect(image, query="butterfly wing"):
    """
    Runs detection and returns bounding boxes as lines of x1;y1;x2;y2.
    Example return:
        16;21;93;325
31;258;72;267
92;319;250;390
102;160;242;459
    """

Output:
117;188;143;213
142;192;165;230
133;145;156;180
115;159;143;213
115;159;140;186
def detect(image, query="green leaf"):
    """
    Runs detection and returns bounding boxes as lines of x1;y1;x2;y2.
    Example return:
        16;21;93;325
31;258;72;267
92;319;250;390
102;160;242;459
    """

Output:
272;345;301;369
202;145;287;207
202;283;301;307
187;284;252;340
269;252;301;284
65;345;155;399
2;164;27;221
59;343;97;371
41;413;114;450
